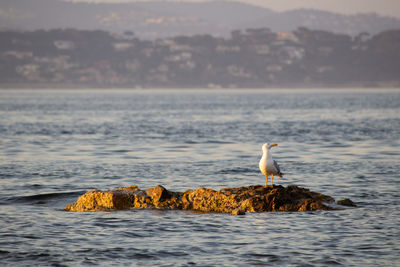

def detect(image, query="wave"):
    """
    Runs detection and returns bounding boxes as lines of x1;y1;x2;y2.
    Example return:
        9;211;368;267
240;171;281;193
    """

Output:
6;191;86;205
215;167;255;174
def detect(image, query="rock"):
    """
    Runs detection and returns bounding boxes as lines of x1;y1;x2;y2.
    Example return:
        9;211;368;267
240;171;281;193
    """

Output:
231;208;246;216
146;185;171;203
65;189;133;212
65;184;352;213
337;198;357;207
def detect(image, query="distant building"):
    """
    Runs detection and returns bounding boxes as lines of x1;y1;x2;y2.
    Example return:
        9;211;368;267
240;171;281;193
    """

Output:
4;51;33;59
277;32;299;43
216;45;241;52
113;42;133;51
54;40;75;50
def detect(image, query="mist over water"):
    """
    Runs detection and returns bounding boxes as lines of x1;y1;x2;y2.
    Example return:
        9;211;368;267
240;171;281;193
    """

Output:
0;89;399;266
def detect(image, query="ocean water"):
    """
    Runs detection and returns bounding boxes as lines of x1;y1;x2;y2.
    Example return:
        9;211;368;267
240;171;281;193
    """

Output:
0;88;399;266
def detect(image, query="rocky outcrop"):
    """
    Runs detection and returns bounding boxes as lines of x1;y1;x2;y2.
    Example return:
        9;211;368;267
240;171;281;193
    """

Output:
65;184;355;214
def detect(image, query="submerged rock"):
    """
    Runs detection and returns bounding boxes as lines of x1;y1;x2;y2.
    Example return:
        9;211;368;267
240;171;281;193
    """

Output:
337;198;357;207
65;184;350;214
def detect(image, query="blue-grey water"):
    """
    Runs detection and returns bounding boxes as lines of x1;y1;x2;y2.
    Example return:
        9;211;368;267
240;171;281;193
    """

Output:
0;89;399;266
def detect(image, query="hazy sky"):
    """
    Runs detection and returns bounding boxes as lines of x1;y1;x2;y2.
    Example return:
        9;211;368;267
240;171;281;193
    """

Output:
67;0;400;18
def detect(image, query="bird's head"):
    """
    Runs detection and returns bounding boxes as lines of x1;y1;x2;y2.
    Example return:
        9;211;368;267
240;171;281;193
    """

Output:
262;143;278;152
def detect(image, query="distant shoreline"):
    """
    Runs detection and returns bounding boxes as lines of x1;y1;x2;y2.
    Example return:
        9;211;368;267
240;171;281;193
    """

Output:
2;28;400;90
1;82;399;90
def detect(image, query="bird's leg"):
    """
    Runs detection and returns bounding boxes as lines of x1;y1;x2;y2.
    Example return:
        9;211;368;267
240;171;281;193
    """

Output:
271;174;274;187
265;175;268;187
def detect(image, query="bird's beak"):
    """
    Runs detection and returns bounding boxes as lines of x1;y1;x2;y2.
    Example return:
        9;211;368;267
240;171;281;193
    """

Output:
271;144;278;147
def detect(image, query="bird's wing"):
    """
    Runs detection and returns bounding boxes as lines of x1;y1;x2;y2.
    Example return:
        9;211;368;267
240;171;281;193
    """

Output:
273;160;283;176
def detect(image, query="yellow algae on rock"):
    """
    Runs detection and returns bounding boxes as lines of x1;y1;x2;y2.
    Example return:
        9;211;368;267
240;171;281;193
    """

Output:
65;184;350;214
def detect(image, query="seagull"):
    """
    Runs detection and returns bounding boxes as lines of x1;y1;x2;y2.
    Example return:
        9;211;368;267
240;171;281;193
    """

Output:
259;143;283;187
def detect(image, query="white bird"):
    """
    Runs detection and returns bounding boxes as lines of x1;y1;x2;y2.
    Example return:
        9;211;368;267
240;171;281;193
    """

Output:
259;143;283;187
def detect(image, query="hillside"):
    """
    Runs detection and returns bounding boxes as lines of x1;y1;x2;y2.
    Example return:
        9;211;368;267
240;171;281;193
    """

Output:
1;0;400;39
1;27;399;88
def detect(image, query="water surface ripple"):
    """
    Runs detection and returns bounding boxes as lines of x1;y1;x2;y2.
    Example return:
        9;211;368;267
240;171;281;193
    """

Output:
0;89;399;266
